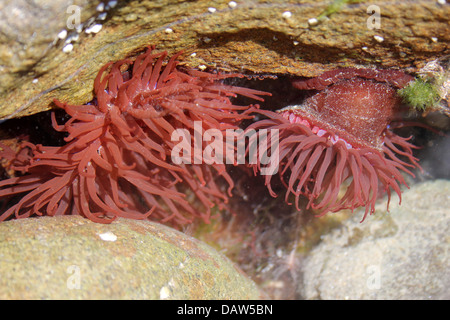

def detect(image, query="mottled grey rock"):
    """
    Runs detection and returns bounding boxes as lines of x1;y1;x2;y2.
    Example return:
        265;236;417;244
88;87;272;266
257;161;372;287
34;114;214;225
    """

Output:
0;216;264;299
300;179;450;300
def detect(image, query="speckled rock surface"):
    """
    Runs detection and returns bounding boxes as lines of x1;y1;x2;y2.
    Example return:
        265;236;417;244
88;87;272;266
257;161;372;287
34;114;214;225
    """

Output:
0;216;264;299
299;179;450;300
0;0;99;118
0;0;448;119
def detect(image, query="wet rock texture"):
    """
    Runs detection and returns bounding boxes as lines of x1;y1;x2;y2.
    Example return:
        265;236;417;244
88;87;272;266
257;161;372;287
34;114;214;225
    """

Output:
0;216;263;299
299;180;450;300
0;0;448;119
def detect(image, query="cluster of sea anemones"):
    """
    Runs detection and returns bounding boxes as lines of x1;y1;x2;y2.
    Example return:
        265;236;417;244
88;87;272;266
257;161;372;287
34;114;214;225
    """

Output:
0;46;424;226
0;46;268;226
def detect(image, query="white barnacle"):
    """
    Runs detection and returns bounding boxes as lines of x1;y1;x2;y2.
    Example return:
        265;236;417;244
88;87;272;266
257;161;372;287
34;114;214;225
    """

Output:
98;231;118;242
160;286;170;299
96;2;105;12
373;35;384;43
106;0;118;9
62;43;73;53
308;18;319;26
98;12;107;20
282;11;292;19
85;24;103;34
57;29;67;40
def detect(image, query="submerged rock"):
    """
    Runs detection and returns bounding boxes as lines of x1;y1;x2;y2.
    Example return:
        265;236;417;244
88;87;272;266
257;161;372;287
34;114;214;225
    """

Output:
0;215;264;299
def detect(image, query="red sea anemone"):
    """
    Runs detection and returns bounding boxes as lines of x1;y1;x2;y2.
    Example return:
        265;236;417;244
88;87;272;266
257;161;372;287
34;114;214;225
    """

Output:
246;68;420;221
0;45;269;226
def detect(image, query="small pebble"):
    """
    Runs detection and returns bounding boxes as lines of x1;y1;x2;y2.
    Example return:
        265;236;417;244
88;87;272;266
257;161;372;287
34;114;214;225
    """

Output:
228;1;237;8
208;7;217;13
